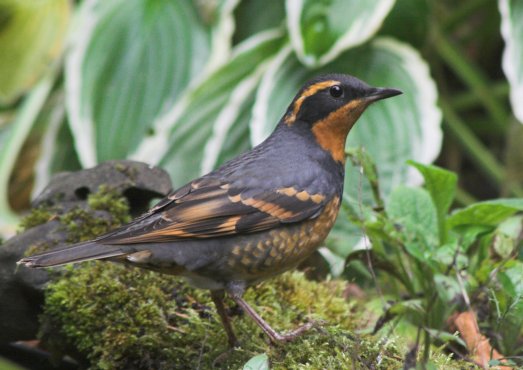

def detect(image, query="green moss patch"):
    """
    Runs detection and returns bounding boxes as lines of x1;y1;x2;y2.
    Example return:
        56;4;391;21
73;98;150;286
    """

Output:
41;263;407;369
21;186;131;257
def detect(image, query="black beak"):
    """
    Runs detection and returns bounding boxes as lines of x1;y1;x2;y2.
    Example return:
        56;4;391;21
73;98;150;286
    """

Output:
364;87;403;103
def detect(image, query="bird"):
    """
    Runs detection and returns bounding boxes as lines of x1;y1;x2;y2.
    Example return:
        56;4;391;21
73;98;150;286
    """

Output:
18;73;402;347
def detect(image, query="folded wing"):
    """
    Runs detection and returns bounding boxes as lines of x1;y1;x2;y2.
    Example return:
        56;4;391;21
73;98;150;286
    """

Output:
98;176;327;244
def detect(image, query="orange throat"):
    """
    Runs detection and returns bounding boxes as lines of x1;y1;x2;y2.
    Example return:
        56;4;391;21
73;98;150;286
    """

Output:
311;100;366;164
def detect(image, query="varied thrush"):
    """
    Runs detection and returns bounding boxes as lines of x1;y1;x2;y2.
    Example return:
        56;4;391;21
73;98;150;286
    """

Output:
19;74;401;346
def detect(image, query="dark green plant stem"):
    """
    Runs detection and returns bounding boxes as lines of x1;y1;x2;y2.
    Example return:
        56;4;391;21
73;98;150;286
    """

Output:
423;330;431;365
452;82;509;111
433;26;509;133
442;0;492;31
392;242;415;294
440;99;514;194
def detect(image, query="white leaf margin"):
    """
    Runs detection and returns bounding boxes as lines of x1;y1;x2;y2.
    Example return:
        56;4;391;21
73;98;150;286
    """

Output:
203;0;241;74
200;61;270;174
250;44;293;145
499;0;523;123
131;29;284;165
286;0;396;67
373;37;442;185
65;0;116;168
32;96;66;198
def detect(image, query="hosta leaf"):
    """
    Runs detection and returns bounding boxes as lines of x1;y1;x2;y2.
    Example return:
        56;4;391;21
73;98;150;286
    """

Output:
0;0;70;104
251;37;442;259
499;0;523;123
154;30;284;186
205;0;242;69
32;101;82;198
286;0;395;66
66;0;209;167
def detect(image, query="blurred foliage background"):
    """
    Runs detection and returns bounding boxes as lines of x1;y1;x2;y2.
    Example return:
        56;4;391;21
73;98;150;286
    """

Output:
1;0;522;368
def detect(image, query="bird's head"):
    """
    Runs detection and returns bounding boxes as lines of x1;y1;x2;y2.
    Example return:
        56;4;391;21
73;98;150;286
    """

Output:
283;74;402;163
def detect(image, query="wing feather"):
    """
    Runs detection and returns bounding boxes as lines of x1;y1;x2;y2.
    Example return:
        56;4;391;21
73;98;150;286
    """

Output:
98;176;327;245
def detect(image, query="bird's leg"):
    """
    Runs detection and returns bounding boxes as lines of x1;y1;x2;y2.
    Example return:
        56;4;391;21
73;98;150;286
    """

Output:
210;290;239;348
226;282;316;344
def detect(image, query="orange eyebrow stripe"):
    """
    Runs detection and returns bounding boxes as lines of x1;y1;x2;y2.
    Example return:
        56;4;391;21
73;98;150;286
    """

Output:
284;80;340;125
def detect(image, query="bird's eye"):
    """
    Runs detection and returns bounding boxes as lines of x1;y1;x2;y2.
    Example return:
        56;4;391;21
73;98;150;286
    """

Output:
329;85;343;98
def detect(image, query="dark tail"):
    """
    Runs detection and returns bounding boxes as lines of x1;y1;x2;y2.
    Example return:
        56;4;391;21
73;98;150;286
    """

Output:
17;241;127;268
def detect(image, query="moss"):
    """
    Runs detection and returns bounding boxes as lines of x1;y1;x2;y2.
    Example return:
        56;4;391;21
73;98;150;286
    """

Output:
41;261;408;369
22;186;131;257
86;185;131;223
113;161;138;181
62;185;131;243
18;206;55;231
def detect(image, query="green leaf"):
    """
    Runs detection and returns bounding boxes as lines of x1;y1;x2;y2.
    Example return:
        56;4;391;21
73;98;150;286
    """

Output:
424;328;466;348
499;0;523;123
433;274;461;303
387;187;437;233
387;186;439;260
154;31;284;185
66;0;209;167
447;198;523;228
431;243;468;270
0;0;70;104
286;0;395;66
449;224;493;252
492;215;523;258
408;161;457;243
388;299;424;315
498;261;523;297
243;353;270;370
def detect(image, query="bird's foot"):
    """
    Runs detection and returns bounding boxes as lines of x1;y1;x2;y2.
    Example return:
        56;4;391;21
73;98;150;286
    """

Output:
266;319;324;344
230;291;324;345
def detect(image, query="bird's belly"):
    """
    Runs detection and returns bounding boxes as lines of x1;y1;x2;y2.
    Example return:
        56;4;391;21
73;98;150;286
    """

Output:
199;196;341;285
125;197;340;289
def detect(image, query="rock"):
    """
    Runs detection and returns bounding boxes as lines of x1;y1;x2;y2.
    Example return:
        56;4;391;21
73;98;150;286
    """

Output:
33;160;172;215
0;160;172;345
